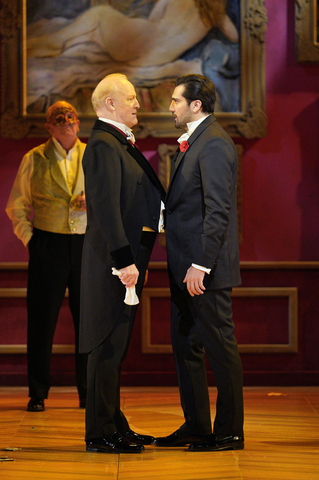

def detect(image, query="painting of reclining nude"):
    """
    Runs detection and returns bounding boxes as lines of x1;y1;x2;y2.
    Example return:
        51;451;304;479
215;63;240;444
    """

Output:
27;0;241;115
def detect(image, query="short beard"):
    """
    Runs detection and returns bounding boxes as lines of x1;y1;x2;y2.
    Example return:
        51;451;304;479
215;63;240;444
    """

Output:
174;120;187;130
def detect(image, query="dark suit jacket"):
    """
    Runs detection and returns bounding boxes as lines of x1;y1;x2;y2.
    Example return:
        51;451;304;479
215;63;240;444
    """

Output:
80;119;165;353
165;114;241;290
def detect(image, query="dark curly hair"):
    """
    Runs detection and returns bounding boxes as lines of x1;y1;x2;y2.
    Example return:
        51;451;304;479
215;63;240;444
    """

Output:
175;74;217;114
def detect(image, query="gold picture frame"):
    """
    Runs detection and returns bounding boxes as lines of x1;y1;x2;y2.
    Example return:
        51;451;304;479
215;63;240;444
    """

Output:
0;0;268;139
296;0;319;62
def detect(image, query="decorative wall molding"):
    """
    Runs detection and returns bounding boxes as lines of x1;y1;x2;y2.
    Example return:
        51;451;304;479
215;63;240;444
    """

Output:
1;281;299;355
238;261;319;269
2;261;319;270
0;287;74;354
0;344;75;354
2;261;319;387
141;286;298;354
0;262;28;270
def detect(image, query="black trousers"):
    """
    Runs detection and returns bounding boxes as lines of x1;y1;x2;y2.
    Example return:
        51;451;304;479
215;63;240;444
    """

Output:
169;272;244;437
27;228;87;400
85;232;156;441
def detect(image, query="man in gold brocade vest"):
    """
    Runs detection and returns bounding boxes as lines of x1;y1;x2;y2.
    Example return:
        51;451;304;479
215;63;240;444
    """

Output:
6;101;88;412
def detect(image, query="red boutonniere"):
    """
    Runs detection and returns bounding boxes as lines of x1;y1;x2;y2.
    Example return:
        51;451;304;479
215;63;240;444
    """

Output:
180;141;189;152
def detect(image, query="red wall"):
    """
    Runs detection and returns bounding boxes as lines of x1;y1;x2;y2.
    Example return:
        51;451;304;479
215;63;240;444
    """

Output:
1;0;319;387
238;0;319;261
0;0;319;262
1;1;319;263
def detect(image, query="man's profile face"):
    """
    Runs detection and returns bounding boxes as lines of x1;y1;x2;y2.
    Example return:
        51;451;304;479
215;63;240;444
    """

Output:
112;80;140;128
169;85;194;129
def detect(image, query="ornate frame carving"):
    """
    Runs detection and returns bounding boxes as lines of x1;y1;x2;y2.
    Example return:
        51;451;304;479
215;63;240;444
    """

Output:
0;0;268;139
295;0;319;62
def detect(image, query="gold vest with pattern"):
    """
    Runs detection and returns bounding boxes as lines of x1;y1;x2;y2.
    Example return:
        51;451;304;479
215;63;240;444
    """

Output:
31;138;87;234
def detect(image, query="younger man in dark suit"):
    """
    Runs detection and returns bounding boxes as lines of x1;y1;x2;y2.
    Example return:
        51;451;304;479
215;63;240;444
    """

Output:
155;74;244;451
80;73;166;454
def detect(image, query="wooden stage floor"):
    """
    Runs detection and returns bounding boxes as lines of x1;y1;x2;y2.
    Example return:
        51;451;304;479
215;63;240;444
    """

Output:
1;386;319;479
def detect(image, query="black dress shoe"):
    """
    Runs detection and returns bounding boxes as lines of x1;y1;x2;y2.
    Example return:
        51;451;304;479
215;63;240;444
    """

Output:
79;398;86;409
155;430;205;447
27;397;45;412
121;429;155;445
189;434;244;451
86;433;145;454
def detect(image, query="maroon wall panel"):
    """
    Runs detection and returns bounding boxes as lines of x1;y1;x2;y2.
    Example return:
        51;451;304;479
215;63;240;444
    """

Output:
1;264;319;387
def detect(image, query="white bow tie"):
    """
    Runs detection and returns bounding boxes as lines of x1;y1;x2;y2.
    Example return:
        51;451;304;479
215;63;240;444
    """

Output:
126;130;136;144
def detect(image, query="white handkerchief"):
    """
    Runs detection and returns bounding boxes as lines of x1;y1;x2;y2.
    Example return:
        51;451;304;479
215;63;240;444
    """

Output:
112;268;139;305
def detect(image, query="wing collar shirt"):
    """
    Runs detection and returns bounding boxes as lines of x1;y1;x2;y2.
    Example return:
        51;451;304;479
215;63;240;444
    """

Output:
177;114;211;144
98;117;136;144
178;114;212;275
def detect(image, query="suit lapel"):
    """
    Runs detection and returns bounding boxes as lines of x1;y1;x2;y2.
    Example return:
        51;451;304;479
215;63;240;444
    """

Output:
94;120;166;200
93;119;128;144
190;114;216;139
166;115;217;201
173;149;186;173
127;143;166;199
166;149;184;199
170;148;180;177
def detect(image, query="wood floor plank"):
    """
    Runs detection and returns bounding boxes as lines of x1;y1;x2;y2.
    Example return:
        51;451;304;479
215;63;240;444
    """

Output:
1;386;319;479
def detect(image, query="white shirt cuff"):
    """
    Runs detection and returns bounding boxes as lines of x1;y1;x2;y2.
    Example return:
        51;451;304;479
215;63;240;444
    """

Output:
192;263;211;274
